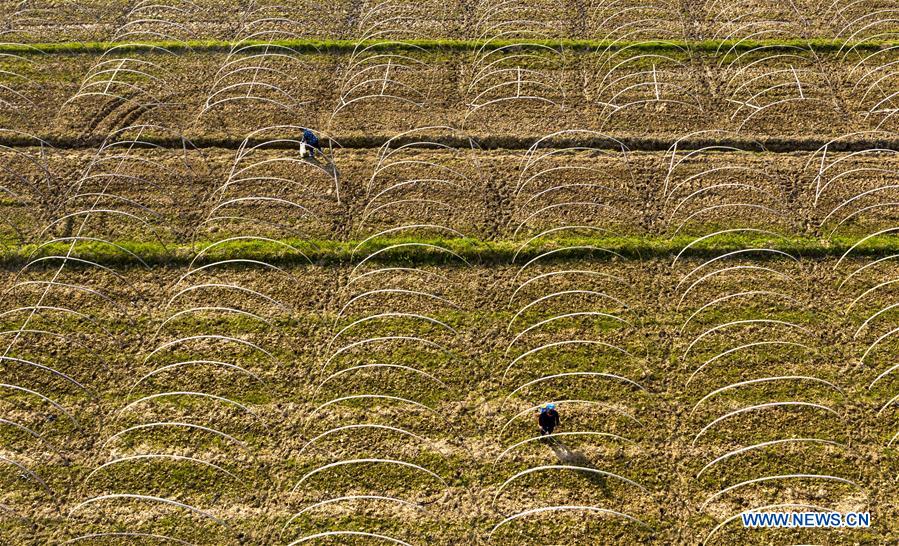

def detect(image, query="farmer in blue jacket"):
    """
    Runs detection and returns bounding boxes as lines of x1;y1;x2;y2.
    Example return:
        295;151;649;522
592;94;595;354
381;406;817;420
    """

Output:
301;128;321;158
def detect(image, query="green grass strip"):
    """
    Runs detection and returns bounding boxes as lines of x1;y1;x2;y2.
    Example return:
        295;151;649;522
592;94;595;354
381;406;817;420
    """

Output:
3;37;896;56
3;233;899;268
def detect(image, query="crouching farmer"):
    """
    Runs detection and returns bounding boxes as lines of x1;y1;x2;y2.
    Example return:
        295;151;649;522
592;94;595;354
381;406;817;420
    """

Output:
300;128;322;159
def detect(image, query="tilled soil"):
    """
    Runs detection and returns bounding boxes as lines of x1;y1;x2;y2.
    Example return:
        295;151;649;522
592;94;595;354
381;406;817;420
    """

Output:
2;146;899;246
0;3;898;544
0;0;892;43
0;47;897;142
0;256;896;544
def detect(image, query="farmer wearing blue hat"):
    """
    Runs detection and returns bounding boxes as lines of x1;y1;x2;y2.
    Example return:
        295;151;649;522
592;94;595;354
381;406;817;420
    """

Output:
536;402;560;436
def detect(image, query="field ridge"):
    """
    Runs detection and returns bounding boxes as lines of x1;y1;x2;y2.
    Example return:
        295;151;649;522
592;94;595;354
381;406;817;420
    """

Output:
3;234;899;269
3;133;898;153
1;37;896;56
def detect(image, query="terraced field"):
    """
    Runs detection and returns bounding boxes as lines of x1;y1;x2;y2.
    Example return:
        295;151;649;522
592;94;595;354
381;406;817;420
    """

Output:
0;1;899;545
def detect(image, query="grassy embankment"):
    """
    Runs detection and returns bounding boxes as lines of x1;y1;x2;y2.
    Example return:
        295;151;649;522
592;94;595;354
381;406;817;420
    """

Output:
3;233;899;268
